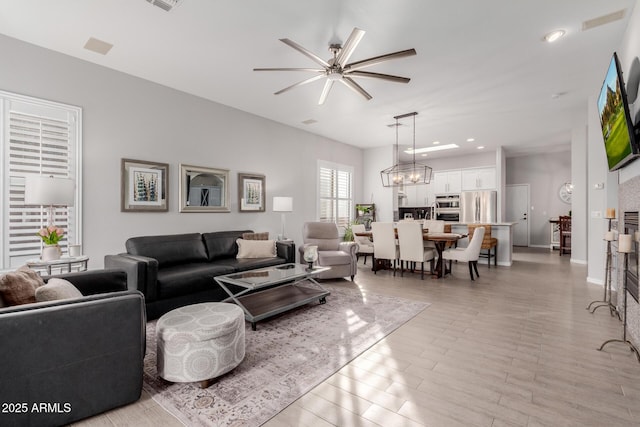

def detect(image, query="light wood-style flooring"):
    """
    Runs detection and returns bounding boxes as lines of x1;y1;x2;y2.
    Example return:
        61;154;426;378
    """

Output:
75;248;640;426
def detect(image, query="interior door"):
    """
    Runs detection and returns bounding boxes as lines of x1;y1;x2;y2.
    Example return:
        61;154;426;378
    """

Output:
506;184;529;246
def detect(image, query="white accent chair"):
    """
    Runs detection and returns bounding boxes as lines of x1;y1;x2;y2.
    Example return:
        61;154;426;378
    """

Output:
397;221;436;280
371;222;399;275
352;224;374;265
442;226;485;281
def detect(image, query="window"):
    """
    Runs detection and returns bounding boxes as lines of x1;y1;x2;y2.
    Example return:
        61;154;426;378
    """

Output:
318;160;353;230
0;91;82;270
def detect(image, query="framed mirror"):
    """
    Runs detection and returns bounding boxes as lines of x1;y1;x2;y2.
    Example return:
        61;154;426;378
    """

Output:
179;164;230;212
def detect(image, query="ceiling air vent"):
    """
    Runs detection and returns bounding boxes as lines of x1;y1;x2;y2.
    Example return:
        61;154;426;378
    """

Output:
582;9;626;31
146;0;181;12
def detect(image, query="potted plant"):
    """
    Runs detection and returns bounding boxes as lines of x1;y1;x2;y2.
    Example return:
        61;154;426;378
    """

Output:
37;225;65;261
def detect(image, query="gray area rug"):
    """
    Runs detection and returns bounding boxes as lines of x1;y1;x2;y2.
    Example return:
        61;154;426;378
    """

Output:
143;282;429;426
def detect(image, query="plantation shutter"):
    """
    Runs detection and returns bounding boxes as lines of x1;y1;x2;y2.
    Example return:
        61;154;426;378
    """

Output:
1;92;81;270
318;161;353;229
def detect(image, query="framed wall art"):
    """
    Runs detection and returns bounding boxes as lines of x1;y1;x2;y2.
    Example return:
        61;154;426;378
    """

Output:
238;173;266;212
179;164;230;212
121;158;168;212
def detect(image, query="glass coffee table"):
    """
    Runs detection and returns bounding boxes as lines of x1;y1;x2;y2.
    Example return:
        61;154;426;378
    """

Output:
215;263;330;330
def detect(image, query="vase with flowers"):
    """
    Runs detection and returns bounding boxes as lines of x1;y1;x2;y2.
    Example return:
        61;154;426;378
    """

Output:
37;226;64;261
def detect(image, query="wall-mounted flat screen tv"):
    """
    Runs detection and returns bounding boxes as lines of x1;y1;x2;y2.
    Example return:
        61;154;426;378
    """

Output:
597;52;639;171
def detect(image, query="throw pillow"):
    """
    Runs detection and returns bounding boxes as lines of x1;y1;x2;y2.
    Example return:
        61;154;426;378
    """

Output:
236;238;277;259
35;278;83;302
241;232;269;241
0;267;45;306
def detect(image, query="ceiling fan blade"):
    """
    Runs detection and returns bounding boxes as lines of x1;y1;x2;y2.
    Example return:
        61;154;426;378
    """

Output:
318;80;335;105
344;70;411;83
279;38;331;68
344;48;417;72
336;27;365;65
274;74;326;95
254;67;325;72
340;77;372;101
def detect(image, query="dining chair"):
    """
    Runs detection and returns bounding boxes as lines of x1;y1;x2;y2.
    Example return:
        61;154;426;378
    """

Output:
397;221;436;280
442;226;485;281
371;222;399;275
467;224;498;267
352;223;374;265
559;216;571;256
423;219;446;249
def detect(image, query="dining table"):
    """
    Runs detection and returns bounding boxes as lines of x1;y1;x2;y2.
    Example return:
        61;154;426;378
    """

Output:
354;230;466;278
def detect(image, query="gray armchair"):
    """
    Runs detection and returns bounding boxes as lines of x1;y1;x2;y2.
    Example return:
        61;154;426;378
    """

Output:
299;222;358;280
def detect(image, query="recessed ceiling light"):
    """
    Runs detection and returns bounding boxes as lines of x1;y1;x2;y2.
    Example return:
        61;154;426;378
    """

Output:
432;141;440;145
477;146;485;150
543;29;566;43
404;144;459;154
466;138;475;142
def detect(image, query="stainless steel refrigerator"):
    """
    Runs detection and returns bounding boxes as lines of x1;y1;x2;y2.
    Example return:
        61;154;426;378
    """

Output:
460;191;497;223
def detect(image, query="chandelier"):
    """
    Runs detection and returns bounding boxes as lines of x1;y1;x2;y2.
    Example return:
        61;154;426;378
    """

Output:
380;112;432;187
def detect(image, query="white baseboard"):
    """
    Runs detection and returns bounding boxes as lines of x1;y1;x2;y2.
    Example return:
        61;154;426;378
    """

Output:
587;277;604;286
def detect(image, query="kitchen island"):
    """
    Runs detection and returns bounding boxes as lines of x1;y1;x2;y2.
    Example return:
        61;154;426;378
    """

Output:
450;222;515;267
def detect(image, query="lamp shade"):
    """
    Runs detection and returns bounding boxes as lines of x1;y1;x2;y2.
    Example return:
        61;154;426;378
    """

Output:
24;175;75;206
273;196;293;212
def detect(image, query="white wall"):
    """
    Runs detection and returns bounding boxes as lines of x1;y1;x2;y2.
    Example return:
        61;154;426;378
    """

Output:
0;34;364;268
506;151;571;247
363;145;394;222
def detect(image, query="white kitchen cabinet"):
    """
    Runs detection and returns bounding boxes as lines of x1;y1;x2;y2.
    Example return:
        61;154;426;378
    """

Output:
433;170;462;194
405;184;430;206
461;167;496;190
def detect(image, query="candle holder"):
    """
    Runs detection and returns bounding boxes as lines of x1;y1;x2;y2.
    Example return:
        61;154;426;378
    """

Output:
587;218;620;319
598;236;640;363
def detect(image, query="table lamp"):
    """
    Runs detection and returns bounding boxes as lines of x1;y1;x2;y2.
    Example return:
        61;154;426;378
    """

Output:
273;196;293;240
25;175;75;226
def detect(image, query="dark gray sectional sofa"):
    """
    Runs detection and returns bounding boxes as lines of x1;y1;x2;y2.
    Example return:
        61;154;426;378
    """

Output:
105;230;296;319
0;269;145;427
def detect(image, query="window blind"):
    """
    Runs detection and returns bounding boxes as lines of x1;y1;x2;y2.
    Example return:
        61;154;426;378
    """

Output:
1;92;81;270
318;161;353;229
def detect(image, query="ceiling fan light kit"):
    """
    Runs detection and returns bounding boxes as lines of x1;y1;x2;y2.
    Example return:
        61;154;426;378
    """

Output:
254;28;416;105
380;112;433;188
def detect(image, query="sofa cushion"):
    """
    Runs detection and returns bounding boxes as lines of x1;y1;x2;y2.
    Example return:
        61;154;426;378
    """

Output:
156;263;235;299
318;250;352;266
242;232;269;240
215;257;286;272
236;239;276;259
126;233;208;267
0;267;44;306
35;278;83;302
203;230;251;261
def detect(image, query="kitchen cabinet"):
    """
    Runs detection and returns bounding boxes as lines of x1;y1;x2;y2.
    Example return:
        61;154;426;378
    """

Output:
461;167;496;190
405;184;432;206
433;170;462;194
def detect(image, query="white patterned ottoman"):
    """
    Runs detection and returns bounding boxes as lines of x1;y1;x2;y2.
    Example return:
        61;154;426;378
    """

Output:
156;302;245;388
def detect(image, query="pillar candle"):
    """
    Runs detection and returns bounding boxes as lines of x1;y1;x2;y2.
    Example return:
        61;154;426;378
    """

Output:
605;231;615;241
619;234;632;253
605;208;616;219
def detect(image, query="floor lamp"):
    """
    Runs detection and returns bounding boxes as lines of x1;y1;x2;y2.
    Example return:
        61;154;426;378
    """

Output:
273;196;293;241
587;208;620;318
598;233;640;363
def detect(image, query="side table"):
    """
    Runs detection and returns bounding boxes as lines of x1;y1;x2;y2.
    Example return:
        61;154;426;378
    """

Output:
26;255;89;275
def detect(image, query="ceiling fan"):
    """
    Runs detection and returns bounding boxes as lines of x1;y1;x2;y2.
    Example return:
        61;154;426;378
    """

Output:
254;28;416;105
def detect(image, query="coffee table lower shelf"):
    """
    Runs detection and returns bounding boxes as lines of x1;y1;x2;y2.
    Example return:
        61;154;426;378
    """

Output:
235;284;329;330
